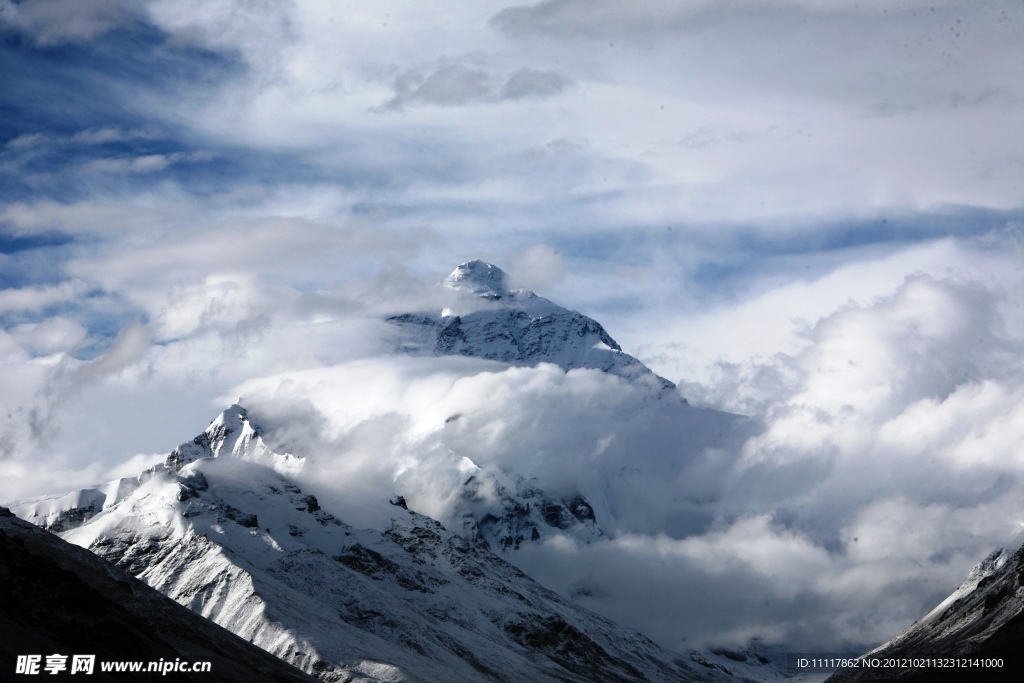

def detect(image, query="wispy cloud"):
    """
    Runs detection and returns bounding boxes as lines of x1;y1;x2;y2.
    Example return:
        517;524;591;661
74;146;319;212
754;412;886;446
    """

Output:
2;0;1023;659
0;281;90;314
382;64;571;110
0;0;145;45
4;127;163;150
81;151;214;174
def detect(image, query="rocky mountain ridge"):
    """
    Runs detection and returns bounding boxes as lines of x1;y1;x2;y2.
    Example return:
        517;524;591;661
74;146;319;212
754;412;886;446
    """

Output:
9;406;753;683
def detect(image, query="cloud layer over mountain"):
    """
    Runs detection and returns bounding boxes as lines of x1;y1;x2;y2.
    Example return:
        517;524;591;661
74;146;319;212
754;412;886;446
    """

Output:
3;0;1024;659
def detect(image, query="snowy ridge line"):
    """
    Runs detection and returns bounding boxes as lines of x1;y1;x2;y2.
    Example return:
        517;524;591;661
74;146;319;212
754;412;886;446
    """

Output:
7;404;758;682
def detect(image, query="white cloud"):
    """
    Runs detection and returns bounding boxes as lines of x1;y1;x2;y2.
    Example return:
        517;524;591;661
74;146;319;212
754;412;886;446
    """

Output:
64;318;151;386
506;244;564;293
82;152;213;174
4;0;1024;660
0;200;182;237
3;127;161;149
155;275;268;340
69;127;161;145
5;133;48;149
0;0;143;45
9;318;88;356
642;237;1021;399
0;282;90;314
108;0;1021;222
382;64;570;110
499;68;569;100
731;273;1022;474
384;64;495;110
102;451;167;479
175;254;1024;652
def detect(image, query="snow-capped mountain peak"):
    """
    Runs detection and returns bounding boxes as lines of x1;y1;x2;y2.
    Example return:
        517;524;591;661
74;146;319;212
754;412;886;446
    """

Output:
439;260;564;319
166;403;302;476
442;259;511;300
392;261;677;393
10;405;301;535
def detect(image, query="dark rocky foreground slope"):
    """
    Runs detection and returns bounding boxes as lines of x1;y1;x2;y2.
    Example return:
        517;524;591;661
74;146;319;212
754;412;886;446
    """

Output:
826;546;1024;683
0;506;316;683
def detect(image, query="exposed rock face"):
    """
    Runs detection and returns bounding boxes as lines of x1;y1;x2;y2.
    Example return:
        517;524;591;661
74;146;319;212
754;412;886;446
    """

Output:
457;469;603;553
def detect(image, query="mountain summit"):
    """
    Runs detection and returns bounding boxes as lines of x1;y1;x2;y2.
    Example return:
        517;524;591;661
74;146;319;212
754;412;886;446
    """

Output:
391;261;677;393
442;259;509;299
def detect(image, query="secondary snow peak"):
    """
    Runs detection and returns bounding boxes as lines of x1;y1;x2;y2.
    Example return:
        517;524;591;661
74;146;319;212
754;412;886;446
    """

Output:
165;403;302;475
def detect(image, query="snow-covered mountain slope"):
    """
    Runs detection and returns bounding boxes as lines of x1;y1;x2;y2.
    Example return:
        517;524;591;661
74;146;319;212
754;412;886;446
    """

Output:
0;506;318;683
826;545;1024;682
9;407;750;683
13;404;300;533
388;261;676;393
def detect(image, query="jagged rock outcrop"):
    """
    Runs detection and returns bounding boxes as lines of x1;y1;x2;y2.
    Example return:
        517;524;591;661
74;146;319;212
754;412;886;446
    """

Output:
457;468;603;553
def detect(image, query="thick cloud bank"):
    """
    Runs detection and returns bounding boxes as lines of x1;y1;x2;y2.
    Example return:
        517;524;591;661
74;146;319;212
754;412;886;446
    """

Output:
188;264;1024;653
3;0;1024;660
2;223;1023;656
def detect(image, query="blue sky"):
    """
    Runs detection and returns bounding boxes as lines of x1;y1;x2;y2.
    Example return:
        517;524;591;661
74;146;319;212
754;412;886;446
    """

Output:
3;0;1024;656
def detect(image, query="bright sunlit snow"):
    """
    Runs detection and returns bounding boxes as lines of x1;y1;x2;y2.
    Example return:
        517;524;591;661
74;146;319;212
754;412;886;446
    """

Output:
3;0;1024;670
